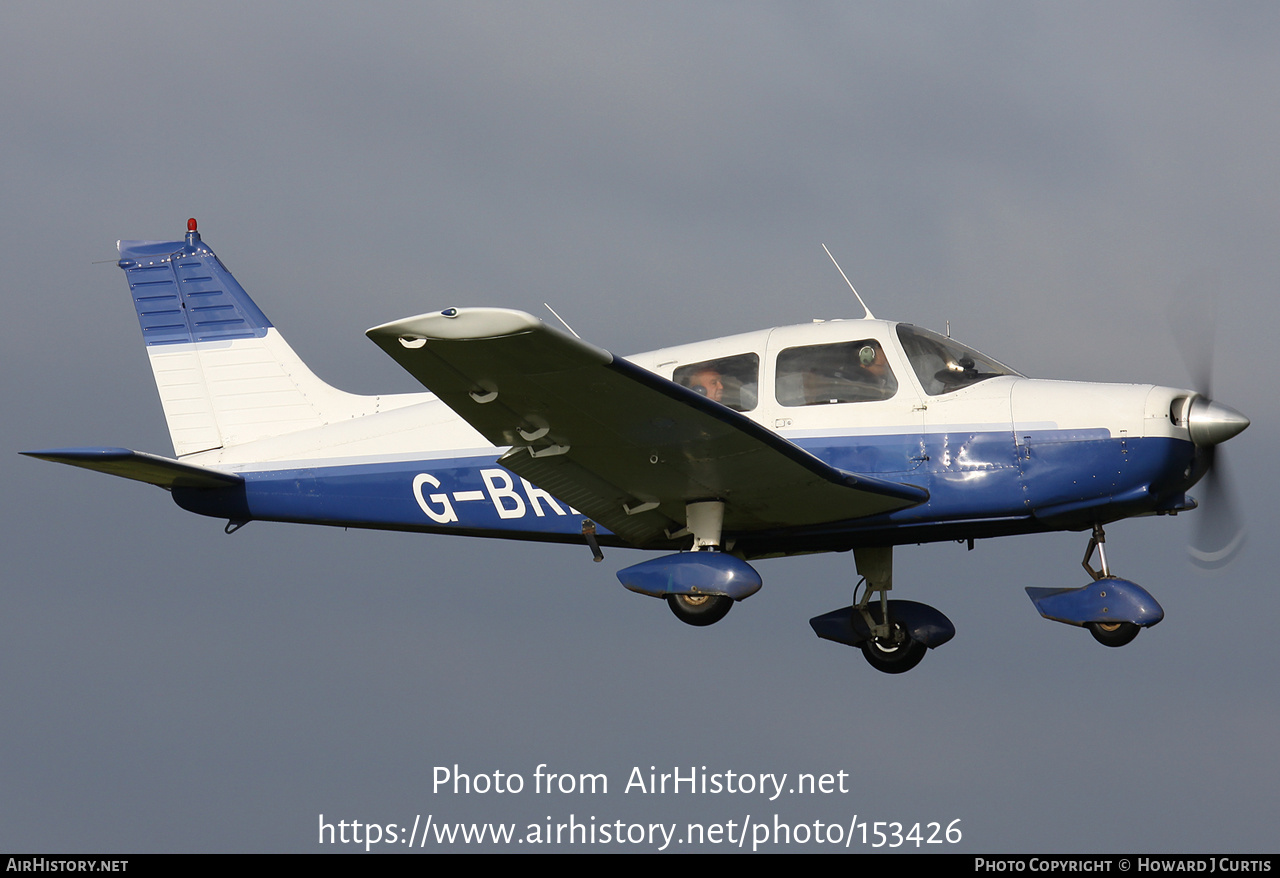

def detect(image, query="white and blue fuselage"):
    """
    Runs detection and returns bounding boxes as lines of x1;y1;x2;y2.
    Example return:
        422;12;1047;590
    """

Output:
76;227;1215;559
25;222;1249;672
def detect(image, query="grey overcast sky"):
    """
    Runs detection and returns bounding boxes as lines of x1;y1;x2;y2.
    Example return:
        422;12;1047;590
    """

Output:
4;2;1277;852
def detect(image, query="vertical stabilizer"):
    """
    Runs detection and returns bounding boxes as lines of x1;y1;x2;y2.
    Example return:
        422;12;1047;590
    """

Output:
117;219;387;457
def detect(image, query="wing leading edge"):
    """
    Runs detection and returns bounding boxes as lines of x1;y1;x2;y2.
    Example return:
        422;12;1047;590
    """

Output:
367;308;927;547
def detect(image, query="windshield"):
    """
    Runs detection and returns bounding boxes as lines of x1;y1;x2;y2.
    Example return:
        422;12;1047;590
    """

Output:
896;324;1022;396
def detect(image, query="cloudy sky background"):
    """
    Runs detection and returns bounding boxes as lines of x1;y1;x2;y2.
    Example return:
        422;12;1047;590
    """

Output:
4;2;1277;852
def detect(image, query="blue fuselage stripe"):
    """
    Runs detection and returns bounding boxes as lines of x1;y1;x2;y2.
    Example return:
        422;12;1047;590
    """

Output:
171;432;1197;552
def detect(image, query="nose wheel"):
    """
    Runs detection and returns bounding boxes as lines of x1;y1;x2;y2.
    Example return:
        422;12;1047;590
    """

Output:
1087;620;1140;647
1081;526;1145;648
1026;525;1163;648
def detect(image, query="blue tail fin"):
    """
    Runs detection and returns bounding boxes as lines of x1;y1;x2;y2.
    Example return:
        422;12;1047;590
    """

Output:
117;220;273;346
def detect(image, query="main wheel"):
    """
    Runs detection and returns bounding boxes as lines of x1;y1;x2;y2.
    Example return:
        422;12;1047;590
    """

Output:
860;621;927;674
1088;620;1140;648
666;593;733;627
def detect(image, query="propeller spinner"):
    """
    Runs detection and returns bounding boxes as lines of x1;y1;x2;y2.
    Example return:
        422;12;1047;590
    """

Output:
1167;289;1249;568
1182;396;1249;568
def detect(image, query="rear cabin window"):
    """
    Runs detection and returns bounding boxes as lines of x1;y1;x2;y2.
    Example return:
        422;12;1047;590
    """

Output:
674;353;759;412
775;340;898;406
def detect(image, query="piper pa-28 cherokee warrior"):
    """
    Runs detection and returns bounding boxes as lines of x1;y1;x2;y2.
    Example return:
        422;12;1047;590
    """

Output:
26;220;1250;674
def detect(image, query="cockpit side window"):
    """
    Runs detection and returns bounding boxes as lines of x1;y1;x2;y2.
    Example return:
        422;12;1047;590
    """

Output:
774;340;898;407
674;353;760;412
895;324;1022;396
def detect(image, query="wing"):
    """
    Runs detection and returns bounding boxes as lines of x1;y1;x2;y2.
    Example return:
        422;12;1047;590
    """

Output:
366;308;927;547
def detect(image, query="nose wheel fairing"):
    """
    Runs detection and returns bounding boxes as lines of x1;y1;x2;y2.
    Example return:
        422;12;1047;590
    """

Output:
1025;579;1165;630
1024;524;1164;643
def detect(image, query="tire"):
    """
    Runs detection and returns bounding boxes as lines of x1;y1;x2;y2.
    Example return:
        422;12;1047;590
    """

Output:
666;593;733;627
860;624;928;674
1088;620;1141;648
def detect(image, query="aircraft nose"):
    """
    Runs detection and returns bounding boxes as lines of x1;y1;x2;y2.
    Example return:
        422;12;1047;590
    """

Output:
1187;397;1250;446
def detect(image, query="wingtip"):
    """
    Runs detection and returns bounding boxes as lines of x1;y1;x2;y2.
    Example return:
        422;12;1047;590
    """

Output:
367;307;543;343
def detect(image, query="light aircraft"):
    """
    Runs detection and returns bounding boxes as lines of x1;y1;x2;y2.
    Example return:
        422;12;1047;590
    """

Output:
25;220;1250;673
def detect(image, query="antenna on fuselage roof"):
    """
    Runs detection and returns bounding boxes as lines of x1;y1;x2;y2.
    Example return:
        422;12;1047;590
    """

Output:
821;244;874;320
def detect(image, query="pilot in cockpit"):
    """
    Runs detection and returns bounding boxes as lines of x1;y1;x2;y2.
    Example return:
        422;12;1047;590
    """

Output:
855;343;894;396
685;367;725;403
795;341;896;404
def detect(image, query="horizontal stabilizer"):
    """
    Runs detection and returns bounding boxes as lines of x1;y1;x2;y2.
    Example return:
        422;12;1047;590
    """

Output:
21;447;242;490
